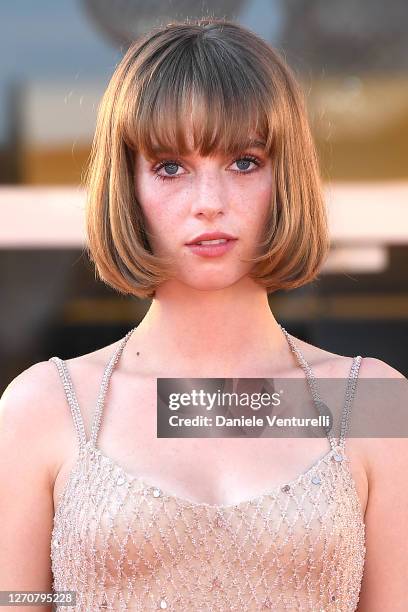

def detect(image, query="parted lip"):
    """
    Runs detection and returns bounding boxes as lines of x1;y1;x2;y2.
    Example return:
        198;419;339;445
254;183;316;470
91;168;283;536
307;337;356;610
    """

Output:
186;232;237;245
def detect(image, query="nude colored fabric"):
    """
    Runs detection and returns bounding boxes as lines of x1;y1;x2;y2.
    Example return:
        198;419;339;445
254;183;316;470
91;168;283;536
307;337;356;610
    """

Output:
49;334;365;611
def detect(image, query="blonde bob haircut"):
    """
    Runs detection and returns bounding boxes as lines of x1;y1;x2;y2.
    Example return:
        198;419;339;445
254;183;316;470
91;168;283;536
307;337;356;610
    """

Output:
85;17;330;300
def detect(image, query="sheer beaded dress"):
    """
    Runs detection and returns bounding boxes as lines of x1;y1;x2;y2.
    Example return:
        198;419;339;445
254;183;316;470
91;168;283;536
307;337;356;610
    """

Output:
49;327;366;611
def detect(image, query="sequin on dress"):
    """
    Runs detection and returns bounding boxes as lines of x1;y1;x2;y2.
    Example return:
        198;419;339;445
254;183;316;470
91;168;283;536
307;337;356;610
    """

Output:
49;328;366;611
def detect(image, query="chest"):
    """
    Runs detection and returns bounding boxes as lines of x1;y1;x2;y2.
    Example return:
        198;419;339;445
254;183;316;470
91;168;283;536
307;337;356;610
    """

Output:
51;448;366;611
54;376;367;514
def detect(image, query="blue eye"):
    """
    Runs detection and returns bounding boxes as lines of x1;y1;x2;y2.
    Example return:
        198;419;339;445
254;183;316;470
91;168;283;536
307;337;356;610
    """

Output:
153;160;182;181
160;162;179;176
235;158;253;171
231;155;261;173
152;154;262;182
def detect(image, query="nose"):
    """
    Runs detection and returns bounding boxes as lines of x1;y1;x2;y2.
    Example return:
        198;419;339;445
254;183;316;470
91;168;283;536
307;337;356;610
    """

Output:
190;172;227;219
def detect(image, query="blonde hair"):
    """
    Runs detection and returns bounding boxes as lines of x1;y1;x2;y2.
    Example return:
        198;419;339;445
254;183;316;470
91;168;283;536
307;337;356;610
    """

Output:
85;17;330;300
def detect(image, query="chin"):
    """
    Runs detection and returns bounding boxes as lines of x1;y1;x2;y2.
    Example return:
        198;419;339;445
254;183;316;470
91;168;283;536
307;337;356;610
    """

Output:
180;270;249;292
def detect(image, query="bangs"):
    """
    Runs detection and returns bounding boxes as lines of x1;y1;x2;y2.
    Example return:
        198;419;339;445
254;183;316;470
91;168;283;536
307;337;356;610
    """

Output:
86;19;329;299
120;35;276;159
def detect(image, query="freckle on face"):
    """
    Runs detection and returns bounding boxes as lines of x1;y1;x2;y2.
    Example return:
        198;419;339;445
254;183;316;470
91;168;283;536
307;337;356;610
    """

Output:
130;138;274;293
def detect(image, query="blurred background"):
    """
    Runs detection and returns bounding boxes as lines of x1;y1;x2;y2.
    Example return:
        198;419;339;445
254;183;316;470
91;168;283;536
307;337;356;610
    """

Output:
1;0;408;391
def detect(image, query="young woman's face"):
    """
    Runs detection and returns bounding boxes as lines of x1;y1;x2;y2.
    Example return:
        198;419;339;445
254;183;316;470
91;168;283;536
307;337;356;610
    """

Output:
134;133;274;292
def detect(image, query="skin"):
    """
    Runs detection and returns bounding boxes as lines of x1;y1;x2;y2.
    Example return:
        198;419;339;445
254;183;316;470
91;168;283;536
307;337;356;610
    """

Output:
0;130;407;610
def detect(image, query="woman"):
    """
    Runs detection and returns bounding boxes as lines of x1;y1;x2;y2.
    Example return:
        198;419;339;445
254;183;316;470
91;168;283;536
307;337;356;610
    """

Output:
1;17;407;612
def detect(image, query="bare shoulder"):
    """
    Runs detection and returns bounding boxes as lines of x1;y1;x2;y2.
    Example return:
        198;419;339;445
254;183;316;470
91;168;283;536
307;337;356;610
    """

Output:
1;360;65;430
49;335;126;429
57;337;127;410
0;360;69;485
289;333;406;380
357;356;408;462
357;356;406;379
0;337;123;480
352;356;407;471
347;355;407;516
289;334;407;464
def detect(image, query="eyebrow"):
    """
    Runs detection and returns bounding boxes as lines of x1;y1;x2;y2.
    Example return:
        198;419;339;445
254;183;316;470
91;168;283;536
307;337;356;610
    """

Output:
247;139;266;149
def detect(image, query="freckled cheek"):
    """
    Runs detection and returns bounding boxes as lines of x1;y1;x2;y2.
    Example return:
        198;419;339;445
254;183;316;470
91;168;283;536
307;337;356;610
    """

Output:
236;190;272;248
237;193;270;227
253;181;274;218
141;199;185;251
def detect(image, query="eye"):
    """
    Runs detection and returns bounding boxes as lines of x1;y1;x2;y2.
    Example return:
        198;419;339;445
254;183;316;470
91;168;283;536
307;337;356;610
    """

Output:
152;153;262;182
230;155;261;174
153;159;185;182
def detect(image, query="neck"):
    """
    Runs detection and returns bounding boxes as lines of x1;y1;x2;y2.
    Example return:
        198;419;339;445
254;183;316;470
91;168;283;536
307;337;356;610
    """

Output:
126;277;296;378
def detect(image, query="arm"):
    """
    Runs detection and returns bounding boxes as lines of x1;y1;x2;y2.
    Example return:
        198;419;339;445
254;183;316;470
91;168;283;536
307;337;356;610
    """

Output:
0;362;61;611
357;359;408;612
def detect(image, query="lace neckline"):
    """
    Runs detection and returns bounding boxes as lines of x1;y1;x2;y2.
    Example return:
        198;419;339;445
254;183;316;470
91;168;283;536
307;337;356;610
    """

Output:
54;438;356;515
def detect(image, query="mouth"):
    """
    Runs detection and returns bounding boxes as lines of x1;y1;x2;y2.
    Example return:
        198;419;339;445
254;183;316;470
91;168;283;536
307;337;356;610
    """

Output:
186;232;238;246
185;238;238;258
192;238;230;245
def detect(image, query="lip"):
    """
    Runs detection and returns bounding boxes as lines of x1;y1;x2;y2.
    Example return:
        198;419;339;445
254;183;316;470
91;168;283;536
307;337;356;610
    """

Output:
185;232;237;245
186;238;237;258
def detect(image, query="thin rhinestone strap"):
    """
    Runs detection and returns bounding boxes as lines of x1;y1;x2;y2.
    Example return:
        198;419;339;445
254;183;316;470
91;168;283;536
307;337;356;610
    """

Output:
278;325;362;452
48;328;137;450
89;327;137;447
338;355;362;450
50;325;361;454
49;356;88;449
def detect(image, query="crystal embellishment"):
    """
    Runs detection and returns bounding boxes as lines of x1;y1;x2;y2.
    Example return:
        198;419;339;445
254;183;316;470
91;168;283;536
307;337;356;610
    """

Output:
116;475;126;485
214;512;225;528
48;330;366;611
333;453;344;462
312;475;322;485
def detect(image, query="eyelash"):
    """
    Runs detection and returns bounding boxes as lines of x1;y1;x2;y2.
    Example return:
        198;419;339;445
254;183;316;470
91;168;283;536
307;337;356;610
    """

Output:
152;154;262;182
